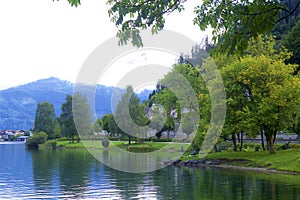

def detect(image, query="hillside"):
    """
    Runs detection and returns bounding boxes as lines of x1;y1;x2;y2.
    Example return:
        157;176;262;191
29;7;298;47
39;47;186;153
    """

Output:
0;77;150;130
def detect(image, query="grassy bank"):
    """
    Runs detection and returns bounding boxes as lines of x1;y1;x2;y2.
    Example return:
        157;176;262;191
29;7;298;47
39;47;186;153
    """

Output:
55;140;103;149
50;140;189;153
203;149;300;173
44;140;300;173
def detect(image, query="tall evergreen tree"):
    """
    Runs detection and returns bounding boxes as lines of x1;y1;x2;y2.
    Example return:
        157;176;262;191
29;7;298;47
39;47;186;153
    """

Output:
72;93;94;138
60;95;77;143
114;86;149;145
33;101;60;139
60;93;94;142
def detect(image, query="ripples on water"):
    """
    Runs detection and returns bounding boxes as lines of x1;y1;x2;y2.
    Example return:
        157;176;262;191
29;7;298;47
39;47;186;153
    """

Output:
1;144;300;199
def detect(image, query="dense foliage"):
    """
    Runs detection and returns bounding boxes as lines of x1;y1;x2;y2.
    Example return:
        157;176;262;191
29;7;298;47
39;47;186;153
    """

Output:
221;36;300;154
59;93;93;143
113;86;149;144
25;131;48;149
33;101;60;139
60;0;300;55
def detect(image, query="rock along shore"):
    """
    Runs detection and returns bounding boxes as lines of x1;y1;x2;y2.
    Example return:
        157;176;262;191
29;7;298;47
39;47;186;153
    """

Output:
164;158;300;175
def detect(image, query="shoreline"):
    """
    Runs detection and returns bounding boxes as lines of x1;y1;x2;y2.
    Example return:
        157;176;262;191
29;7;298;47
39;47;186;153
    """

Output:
169;159;300;175
45;140;300;175
201;163;300;175
0;141;25;144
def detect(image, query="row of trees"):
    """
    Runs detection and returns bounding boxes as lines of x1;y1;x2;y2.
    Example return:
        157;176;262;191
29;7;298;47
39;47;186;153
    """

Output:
221;36;300;154
101;85;198;144
146;35;300;154
32;93;94;144
91;24;300;154
31;88;160;146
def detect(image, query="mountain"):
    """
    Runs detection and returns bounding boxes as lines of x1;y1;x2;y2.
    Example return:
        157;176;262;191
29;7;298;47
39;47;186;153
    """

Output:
0;77;151;130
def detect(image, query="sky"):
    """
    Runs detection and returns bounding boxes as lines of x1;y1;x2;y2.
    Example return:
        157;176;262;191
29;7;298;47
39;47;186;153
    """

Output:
0;0;210;91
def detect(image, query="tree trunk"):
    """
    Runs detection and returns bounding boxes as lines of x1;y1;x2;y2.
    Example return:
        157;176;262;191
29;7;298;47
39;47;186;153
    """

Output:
128;136;131;145
214;144;218;152
232;133;237;152
260;128;265;151
273;131;277;145
239;132;244;151
266;134;276;154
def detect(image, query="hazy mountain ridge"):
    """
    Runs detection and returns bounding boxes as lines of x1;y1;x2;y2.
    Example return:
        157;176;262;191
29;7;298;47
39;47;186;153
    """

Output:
0;77;151;130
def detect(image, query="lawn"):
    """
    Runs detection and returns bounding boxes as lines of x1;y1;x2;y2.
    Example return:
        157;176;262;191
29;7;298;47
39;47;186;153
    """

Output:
54;140;190;153
204;149;300;173
48;140;300;173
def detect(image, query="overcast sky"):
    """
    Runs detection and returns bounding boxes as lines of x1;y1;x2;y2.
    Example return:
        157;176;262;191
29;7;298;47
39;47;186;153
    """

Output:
0;0;210;90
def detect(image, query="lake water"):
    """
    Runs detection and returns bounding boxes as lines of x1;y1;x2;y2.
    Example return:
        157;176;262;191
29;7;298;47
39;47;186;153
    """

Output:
1;143;300;199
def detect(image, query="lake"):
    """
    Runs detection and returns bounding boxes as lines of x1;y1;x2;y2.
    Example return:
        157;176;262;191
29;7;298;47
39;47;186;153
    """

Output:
1;143;300;199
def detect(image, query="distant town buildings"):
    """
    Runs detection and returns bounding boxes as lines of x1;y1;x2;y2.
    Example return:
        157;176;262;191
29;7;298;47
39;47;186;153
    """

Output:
0;130;31;142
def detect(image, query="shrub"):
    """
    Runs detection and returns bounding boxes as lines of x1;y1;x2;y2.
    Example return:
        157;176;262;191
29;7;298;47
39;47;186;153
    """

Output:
45;140;57;150
102;137;110;147
289;143;300;149
127;146;155;153
107;137;120;141
152;138;172;142
26;131;48;149
56;137;69;141
190;132;204;151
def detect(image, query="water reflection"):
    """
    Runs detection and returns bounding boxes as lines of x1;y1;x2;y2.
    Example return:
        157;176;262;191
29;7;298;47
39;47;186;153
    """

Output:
0;144;300;199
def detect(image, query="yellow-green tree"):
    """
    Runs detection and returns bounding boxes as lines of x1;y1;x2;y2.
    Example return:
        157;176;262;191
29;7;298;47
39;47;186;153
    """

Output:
239;55;300;154
221;59;254;151
221;36;300;154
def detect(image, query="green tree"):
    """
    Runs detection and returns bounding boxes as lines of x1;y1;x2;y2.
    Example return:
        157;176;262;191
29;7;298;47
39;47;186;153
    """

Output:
59;95;78;143
181;112;198;139
72;93;94;139
153;88;179;119
221;56;259;151
223;51;300;154
283;20;300;74
61;0;300;54
101;114;113;135
93;118;103;133
150;59;210;145
194;0;300;55
114;86;149;144
101;114;121;137
33;101;60;139
165;115;175;139
148;106;166;139
294;116;300;137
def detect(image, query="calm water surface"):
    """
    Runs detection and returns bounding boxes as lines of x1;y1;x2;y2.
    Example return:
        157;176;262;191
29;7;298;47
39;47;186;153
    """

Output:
1;144;300;199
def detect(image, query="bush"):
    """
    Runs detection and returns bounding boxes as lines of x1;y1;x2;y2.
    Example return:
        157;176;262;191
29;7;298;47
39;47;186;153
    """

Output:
80;135;103;141
102;138;110;147
56;137;69;141
152;138;172;142
107;137;120;141
26;131;48;149
289;143;300;149
45;140;57;150
127;146;155;153
190;132;204;151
